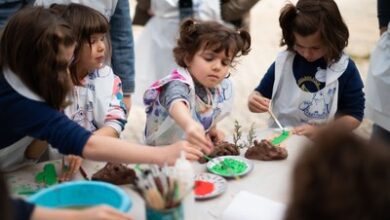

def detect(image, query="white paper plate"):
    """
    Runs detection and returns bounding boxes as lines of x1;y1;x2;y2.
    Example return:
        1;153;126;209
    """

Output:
194;173;227;200
207;156;253;178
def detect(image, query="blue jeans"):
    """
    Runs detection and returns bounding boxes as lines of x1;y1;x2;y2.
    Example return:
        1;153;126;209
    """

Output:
109;0;135;94
0;0;34;29
371;123;390;146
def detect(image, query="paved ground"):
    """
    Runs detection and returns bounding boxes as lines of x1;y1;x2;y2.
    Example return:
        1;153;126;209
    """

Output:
123;0;378;142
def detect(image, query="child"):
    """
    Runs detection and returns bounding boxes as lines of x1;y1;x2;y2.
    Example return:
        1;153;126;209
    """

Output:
133;0;222;105
49;3;127;181
284;126;390;220
248;0;364;138
0;7;208;173
143;19;251;150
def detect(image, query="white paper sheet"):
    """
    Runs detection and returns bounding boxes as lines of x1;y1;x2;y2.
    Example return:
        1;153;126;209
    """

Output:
222;191;286;220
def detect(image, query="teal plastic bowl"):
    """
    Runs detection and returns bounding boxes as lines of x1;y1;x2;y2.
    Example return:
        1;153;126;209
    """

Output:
28;181;131;212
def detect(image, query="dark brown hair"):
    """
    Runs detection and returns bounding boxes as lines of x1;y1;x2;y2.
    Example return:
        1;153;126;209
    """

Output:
0;171;12;220
0;7;75;109
279;0;349;64
173;19;251;68
285;127;390;220
50;3;110;85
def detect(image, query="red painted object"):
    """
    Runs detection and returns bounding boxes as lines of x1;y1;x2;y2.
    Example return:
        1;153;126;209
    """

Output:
194;180;214;196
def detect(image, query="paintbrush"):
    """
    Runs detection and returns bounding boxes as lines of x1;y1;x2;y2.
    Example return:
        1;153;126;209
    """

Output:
79;166;89;181
268;101;285;132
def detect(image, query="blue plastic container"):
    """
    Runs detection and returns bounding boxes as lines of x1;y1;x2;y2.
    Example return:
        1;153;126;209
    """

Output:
28;181;131;212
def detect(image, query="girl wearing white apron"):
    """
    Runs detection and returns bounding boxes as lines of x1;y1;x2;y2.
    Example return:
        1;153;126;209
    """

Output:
133;0;222;104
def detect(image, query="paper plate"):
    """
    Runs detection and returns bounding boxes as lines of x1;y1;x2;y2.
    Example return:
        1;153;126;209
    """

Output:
194;173;227;200
207;156;253;178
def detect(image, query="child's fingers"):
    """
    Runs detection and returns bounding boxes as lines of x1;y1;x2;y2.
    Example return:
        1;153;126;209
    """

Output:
68;156;81;175
59;169;72;182
194;135;213;153
249;97;268;112
184;147;203;161
186;129;212;149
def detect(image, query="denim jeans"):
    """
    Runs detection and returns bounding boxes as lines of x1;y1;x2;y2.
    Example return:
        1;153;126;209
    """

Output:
109;0;135;94
0;0;34;29
371;123;390;146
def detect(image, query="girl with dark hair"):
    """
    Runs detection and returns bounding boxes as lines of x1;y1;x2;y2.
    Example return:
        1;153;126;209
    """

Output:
0;7;209;175
48;3;128;181
248;0;364;139
143;19;251;149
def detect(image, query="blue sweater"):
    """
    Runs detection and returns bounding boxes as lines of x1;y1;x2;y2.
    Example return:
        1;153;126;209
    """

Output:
0;73;91;156
255;54;365;121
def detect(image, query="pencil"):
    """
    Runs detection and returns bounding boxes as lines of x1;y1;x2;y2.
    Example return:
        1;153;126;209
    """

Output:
79;166;89;180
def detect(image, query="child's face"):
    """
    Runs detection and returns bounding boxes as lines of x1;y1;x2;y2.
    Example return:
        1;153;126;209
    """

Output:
293;31;325;62
78;33;106;74
186;48;231;88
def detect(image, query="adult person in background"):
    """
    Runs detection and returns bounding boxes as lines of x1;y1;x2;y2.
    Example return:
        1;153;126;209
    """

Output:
35;0;135;111
284;126;390;220
220;0;260;31
133;0;260;31
0;0;34;28
365;0;390;145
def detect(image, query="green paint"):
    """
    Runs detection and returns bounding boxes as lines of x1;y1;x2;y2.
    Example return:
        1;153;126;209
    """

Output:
211;158;247;176
18;189;39;196
12;185;39;196
35;163;58;186
271;130;290;145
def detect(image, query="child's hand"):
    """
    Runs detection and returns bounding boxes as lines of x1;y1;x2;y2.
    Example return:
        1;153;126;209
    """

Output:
75;205;133;220
166;140;206;163
184;122;213;152
292;124;318;140
248;91;270;113
60;155;83;182
208;127;225;143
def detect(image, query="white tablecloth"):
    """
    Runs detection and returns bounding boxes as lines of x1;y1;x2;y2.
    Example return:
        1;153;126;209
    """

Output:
5;129;309;220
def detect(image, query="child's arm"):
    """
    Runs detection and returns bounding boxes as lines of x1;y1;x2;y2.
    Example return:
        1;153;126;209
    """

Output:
103;75;128;137
248;91;270;113
169;101;213;152
94;126;119;137
31;204;132;220
292;116;361;139
82;136;207;165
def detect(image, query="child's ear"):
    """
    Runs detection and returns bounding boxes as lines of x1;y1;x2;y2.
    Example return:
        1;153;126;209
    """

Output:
184;55;191;67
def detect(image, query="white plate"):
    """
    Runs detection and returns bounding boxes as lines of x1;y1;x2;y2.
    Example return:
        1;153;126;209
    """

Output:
194;173;227;200
206;156;253;178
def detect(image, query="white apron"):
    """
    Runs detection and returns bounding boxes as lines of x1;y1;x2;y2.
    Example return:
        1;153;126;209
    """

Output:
64;66;118;132
365;22;390;131
270;51;349;127
133;0;222;104
143;67;233;145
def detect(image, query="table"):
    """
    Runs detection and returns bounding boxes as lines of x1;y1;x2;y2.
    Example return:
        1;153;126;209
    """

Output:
6;129;309;219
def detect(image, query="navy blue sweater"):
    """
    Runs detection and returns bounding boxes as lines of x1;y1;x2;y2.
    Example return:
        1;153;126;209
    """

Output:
255;54;365;121
0;73;91;156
